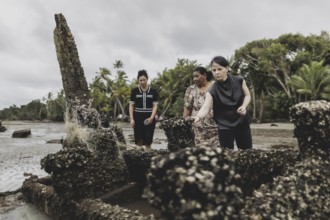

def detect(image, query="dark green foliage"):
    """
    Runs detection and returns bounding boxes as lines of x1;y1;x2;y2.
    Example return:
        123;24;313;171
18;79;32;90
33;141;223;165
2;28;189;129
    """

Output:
232;32;330;122
264;92;296;121
0;100;47;120
0;92;65;121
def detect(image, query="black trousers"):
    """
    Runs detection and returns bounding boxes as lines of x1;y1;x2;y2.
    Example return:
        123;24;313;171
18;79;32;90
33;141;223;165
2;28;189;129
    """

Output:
217;118;252;150
133;111;156;145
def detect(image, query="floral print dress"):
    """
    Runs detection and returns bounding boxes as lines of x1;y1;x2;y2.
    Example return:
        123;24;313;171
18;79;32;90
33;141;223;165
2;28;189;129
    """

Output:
184;83;219;146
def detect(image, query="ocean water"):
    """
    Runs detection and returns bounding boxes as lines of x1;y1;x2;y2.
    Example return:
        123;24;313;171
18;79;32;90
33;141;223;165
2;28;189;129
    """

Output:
0;121;66;219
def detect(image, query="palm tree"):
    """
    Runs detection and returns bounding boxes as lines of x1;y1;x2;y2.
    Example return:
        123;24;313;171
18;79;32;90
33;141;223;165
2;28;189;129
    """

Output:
290;61;330;100
152;59;198;117
94;62;130;119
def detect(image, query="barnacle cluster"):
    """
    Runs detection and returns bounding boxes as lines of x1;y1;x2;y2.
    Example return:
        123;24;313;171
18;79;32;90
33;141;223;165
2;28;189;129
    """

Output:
289;100;330;156
76;199;156;220
75;104;101;128
122;148;169;188
40;102;131;200
238;100;330;219
159;117;195;151
22;175;156;220
40;145;130;200
144;146;243;220
229;149;299;196
241;152;330;219
109;125;126;145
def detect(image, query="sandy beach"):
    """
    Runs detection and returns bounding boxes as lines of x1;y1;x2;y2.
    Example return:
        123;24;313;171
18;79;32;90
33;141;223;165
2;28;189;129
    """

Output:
0;120;297;219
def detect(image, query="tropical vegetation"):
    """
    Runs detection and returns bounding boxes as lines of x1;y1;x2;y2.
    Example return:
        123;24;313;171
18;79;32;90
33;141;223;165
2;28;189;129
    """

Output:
1;32;330;122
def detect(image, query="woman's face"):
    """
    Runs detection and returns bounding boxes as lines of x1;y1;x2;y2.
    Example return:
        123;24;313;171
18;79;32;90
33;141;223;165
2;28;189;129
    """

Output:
138;75;148;88
211;62;228;81
193;71;206;87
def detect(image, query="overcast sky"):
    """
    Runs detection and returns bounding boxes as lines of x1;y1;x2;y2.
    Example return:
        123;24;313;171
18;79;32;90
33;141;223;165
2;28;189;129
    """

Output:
0;0;329;109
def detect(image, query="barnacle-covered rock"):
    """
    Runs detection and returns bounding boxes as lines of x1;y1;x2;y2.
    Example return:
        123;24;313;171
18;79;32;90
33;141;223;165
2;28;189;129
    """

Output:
241;152;330;219
21;175;76;219
41;124;131;200
229;149;299;196
144;146;243;219
21;176;154;220
122;148;169;188
109;125;126;145
41;144;130;200
159;117;195;152
75;104;101;129
289;100;330;156
76;199;156;220
88;128;120;159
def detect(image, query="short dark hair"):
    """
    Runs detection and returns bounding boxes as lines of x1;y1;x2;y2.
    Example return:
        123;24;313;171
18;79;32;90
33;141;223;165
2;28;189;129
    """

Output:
194;66;213;81
137;69;148;80
210;56;229;68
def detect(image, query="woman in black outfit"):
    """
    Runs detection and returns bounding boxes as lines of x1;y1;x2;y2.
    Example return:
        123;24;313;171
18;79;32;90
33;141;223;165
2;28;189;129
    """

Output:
194;56;252;149
129;70;158;148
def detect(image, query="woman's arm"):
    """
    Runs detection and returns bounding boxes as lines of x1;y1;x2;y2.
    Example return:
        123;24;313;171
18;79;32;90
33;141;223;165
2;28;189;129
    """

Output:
183;86;193;118
194;92;213;122
237;79;251;116
129;103;135;128
183;107;192;118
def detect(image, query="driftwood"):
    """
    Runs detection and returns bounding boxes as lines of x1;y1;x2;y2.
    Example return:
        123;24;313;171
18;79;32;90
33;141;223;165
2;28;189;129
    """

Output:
12;129;31;138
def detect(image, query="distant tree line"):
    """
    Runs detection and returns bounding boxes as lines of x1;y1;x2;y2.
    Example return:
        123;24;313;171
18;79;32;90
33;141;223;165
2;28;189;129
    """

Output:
1;32;330;122
0;91;65;121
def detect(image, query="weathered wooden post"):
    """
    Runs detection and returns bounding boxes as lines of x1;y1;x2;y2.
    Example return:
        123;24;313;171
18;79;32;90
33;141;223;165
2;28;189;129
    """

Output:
53;13;91;123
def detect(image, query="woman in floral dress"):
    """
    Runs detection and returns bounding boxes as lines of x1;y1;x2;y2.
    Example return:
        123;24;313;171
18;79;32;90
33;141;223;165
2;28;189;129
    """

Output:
183;66;219;146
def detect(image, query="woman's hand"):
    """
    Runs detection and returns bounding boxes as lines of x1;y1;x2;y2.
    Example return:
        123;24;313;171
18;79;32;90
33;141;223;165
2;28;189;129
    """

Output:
146;117;154;125
193;116;200;123
237;106;247;116
130;119;135;128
